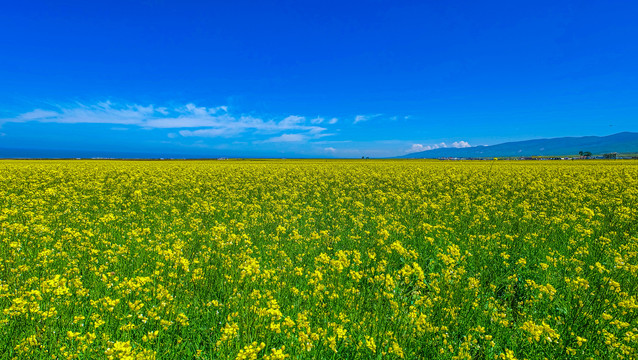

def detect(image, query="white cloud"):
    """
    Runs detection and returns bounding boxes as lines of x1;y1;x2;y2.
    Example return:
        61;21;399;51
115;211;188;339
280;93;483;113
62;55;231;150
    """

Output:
3;101;340;141
279;115;305;127
19;109;59;120
390;115;411;121
451;141;471;148
353;114;382;124
328;117;338;124
354;115;368;124
324;147;336;153
180;103;227;116
408;144;426;152
179;127;244;138
14;102;155;126
407;141;471;153
407;143;442;152
262;133;306;143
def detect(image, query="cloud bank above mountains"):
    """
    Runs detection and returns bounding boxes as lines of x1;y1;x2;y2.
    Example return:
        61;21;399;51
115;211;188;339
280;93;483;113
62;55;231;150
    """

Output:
407;141;471;153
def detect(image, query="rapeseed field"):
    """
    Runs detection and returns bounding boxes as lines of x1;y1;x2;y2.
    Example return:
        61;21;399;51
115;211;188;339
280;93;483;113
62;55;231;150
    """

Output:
1;159;637;360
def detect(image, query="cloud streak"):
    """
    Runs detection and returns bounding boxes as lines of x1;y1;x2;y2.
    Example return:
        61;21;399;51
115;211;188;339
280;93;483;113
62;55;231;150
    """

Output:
353;114;382;124
4;101;336;141
261;133;307;143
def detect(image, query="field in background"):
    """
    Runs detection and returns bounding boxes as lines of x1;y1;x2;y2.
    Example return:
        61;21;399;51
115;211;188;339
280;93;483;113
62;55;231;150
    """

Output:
1;160;637;359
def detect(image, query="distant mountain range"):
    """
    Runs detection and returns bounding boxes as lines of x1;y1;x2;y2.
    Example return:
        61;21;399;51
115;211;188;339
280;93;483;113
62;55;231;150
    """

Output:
2;132;637;159
400;132;638;159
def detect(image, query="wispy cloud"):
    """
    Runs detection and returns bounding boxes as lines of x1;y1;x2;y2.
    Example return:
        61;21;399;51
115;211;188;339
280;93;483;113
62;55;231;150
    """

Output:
389;115;410;121
278;115;305;127
261;133;307;143
19;109;60;120
311;116;338;125
353;114;382;124
4;101;337;141
407;141;471;153
179;127;245;138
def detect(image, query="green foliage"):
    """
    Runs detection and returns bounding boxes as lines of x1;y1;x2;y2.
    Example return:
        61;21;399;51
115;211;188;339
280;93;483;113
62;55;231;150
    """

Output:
1;160;637;359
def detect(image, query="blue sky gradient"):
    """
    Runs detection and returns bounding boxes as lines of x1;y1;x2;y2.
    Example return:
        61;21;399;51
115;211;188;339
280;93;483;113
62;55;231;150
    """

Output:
1;1;637;157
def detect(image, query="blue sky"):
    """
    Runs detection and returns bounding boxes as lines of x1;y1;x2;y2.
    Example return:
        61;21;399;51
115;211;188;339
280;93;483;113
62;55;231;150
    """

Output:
1;1;637;158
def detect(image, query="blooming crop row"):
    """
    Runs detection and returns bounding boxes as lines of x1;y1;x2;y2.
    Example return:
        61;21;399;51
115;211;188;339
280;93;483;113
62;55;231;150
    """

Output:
1;160;637;359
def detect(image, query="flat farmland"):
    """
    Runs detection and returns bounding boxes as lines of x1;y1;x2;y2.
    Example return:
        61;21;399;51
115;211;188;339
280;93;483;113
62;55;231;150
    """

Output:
1;160;637;359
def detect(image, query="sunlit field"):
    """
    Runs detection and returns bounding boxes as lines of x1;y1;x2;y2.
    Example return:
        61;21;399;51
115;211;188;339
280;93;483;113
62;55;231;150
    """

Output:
1;160;637;360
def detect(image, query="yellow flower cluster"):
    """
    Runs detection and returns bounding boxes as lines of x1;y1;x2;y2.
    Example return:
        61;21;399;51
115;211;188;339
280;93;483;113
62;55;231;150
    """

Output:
1;159;637;359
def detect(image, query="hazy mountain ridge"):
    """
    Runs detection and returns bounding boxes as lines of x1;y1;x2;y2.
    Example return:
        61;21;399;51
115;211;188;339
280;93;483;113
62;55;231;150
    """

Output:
400;132;638;158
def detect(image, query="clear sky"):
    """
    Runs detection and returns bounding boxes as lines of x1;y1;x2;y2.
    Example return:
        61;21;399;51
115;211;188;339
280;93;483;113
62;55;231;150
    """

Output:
1;1;637;158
